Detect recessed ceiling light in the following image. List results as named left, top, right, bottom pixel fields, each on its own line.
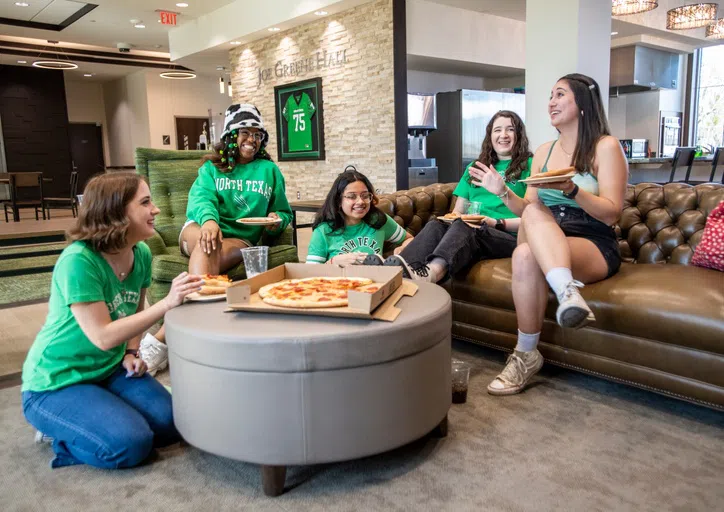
left=17, top=60, right=27, bottom=64
left=176, top=2, right=189, bottom=7
left=611, top=31, right=619, bottom=36
left=314, top=11, right=328, bottom=16
left=268, top=27, right=280, bottom=32
left=135, top=24, right=145, bottom=29
left=84, top=74, right=93, bottom=77
left=230, top=41, right=241, bottom=45
left=15, top=2, right=30, bottom=7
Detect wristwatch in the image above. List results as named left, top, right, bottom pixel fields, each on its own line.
left=562, top=183, right=580, bottom=199
left=494, top=219, right=506, bottom=231
left=125, top=348, right=139, bottom=358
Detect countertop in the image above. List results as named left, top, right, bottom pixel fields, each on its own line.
left=628, top=156, right=714, bottom=164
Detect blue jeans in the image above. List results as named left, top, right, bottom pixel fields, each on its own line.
left=22, top=367, right=179, bottom=469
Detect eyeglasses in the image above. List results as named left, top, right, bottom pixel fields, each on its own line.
left=343, top=192, right=373, bottom=202
left=237, top=129, right=265, bottom=142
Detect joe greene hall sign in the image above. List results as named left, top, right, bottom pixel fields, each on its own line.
left=257, top=48, right=349, bottom=86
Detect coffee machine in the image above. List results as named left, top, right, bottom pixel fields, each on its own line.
left=407, top=93, right=438, bottom=188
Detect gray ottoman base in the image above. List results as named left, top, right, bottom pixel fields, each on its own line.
left=170, top=335, right=451, bottom=466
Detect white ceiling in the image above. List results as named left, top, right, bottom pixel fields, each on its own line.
left=427, top=0, right=526, bottom=20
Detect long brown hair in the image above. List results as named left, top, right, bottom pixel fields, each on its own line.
left=558, top=73, right=611, bottom=173
left=67, top=172, right=144, bottom=253
left=476, top=110, right=531, bottom=181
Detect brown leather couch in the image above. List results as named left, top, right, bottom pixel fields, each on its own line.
left=377, top=182, right=724, bottom=411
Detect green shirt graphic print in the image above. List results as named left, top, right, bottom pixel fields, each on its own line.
left=282, top=92, right=316, bottom=152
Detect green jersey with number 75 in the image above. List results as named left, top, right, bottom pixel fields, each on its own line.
left=282, top=92, right=316, bottom=152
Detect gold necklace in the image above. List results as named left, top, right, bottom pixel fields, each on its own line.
left=559, top=140, right=574, bottom=157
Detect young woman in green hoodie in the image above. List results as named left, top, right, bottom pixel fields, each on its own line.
left=140, top=104, right=293, bottom=374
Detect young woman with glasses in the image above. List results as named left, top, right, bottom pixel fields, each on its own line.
left=305, top=169, right=413, bottom=265
left=139, top=104, right=293, bottom=375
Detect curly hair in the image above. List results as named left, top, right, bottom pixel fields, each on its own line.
left=313, top=169, right=386, bottom=235
left=201, top=131, right=272, bottom=173
left=475, top=110, right=532, bottom=182
left=67, top=172, right=144, bottom=253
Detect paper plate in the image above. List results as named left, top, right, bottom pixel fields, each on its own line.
left=185, top=292, right=227, bottom=302
left=236, top=217, right=283, bottom=226
left=521, top=172, right=577, bottom=184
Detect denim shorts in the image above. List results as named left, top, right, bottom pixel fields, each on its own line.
left=548, top=204, right=621, bottom=278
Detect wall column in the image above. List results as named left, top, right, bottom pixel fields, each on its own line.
left=525, top=0, right=612, bottom=149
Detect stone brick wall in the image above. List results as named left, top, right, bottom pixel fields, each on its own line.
left=229, top=0, right=396, bottom=212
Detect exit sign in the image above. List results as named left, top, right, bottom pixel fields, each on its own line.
left=160, top=11, right=177, bottom=25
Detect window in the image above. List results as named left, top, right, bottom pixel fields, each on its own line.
left=693, top=45, right=724, bottom=152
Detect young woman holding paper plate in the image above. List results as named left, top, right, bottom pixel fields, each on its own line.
left=468, top=73, right=628, bottom=396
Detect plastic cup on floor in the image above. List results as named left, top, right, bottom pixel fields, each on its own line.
left=241, top=246, right=269, bottom=278
left=452, top=361, right=471, bottom=404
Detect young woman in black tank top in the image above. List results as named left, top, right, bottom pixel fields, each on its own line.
left=468, top=73, right=628, bottom=396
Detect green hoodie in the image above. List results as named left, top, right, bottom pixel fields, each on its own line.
left=186, top=159, right=293, bottom=244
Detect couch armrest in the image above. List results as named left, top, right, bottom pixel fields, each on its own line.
left=145, top=231, right=169, bottom=256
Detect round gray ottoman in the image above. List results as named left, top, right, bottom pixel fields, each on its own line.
left=165, top=281, right=451, bottom=495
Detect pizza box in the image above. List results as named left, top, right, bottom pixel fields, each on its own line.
left=225, top=263, right=417, bottom=321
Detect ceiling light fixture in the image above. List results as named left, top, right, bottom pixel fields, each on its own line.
left=314, top=10, right=328, bottom=16
left=666, top=3, right=717, bottom=30
left=84, top=74, right=93, bottom=77
left=160, top=71, right=196, bottom=79
left=611, top=31, right=619, bottom=35
left=33, top=61, right=78, bottom=70
left=706, top=18, right=724, bottom=38
left=219, top=76, right=225, bottom=93
left=134, top=23, right=145, bottom=29
left=15, top=2, right=30, bottom=6
left=17, top=60, right=27, bottom=64
left=176, top=2, right=189, bottom=7
left=611, top=1, right=658, bottom=16
left=230, top=41, right=241, bottom=45
left=268, top=27, right=280, bottom=32
left=228, top=80, right=232, bottom=97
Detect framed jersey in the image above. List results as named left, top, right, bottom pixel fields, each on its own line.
left=274, top=77, right=325, bottom=161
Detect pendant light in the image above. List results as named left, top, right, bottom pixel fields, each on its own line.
left=706, top=18, right=724, bottom=38
left=228, top=80, right=233, bottom=97
left=32, top=40, right=78, bottom=70
left=611, top=1, right=658, bottom=16
left=219, top=77, right=225, bottom=93
left=666, top=3, right=718, bottom=30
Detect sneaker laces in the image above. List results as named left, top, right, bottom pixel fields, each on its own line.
left=559, top=280, right=585, bottom=302
left=496, top=353, right=527, bottom=386
left=410, top=262, right=429, bottom=278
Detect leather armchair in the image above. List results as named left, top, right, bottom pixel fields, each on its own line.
left=378, top=182, right=724, bottom=411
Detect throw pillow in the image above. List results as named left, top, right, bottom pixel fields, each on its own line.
left=692, top=200, right=724, bottom=272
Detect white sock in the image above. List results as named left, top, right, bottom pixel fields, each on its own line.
left=545, top=267, right=573, bottom=298
left=515, top=330, right=540, bottom=353
left=427, top=257, right=448, bottom=281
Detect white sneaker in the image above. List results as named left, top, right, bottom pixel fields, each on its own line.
left=139, top=333, right=168, bottom=376
left=383, top=255, right=433, bottom=282
left=34, top=430, right=53, bottom=445
left=556, top=281, right=595, bottom=329
left=487, top=350, right=544, bottom=396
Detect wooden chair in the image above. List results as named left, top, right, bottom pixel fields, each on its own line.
left=667, top=147, right=696, bottom=183
left=3, top=172, right=46, bottom=222
left=708, top=147, right=724, bottom=184
left=44, top=171, right=79, bottom=219
left=0, top=173, right=13, bottom=222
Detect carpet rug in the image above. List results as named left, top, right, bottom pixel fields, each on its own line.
left=0, top=272, right=52, bottom=307
left=1, top=343, right=722, bottom=511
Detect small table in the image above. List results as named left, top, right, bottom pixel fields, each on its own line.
left=165, top=281, right=452, bottom=496
left=289, top=200, right=324, bottom=246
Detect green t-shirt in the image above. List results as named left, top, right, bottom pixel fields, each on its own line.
left=22, top=241, right=152, bottom=392
left=453, top=158, right=532, bottom=219
left=186, top=159, right=293, bottom=244
left=282, top=92, right=316, bottom=152
left=306, top=214, right=407, bottom=264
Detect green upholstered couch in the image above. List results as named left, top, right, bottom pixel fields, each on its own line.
left=135, top=148, right=299, bottom=304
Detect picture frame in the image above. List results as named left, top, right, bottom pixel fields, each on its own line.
left=274, top=77, right=325, bottom=161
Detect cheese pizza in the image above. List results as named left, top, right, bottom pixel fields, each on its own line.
left=198, top=274, right=232, bottom=295
left=258, top=276, right=378, bottom=308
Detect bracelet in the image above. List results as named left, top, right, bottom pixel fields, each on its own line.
left=497, top=188, right=509, bottom=201
left=562, top=183, right=580, bottom=199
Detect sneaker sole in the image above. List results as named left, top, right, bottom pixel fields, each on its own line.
left=486, top=354, right=544, bottom=396
left=147, top=358, right=168, bottom=377
left=558, top=306, right=595, bottom=329
left=360, top=254, right=384, bottom=266
left=383, top=256, right=414, bottom=279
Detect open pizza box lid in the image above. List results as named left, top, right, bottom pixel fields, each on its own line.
left=225, top=263, right=417, bottom=322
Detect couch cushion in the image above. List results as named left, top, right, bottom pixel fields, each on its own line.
left=452, top=259, right=724, bottom=355
left=146, top=159, right=200, bottom=247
